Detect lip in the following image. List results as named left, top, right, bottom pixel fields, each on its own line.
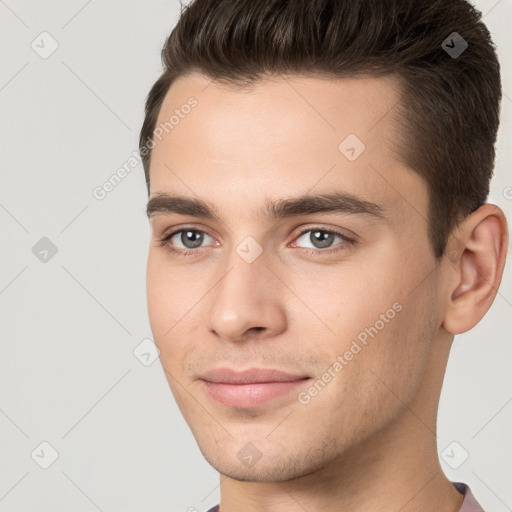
left=199, top=367, right=311, bottom=408
left=200, top=367, right=309, bottom=384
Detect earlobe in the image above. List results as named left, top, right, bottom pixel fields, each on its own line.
left=441, top=204, right=508, bottom=335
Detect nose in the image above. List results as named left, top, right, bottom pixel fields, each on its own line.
left=206, top=251, right=288, bottom=344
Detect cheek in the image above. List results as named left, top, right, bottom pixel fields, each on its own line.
left=146, top=252, right=182, bottom=349
left=329, top=311, right=429, bottom=435
left=296, top=257, right=433, bottom=398
left=146, top=262, right=166, bottom=337
left=146, top=252, right=203, bottom=375
left=354, top=283, right=439, bottom=412
left=287, top=259, right=400, bottom=344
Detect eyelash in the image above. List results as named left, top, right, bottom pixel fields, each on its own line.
left=157, top=225, right=356, bottom=258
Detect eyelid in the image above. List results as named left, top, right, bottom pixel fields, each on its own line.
left=158, top=223, right=355, bottom=241
left=158, top=223, right=219, bottom=242
left=289, top=223, right=357, bottom=242
left=157, top=223, right=357, bottom=255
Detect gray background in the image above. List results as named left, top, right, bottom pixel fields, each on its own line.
left=0, top=1, right=511, bottom=511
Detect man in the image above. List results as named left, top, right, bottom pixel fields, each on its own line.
left=139, top=1, right=508, bottom=510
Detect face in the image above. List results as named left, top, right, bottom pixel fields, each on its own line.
left=146, top=72, right=445, bottom=481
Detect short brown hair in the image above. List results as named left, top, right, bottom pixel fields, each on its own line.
left=139, top=0, right=501, bottom=260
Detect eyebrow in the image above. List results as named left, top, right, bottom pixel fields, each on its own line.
left=146, top=191, right=386, bottom=223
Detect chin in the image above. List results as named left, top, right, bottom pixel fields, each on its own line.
left=199, top=441, right=333, bottom=483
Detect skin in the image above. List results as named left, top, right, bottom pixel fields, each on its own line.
left=145, top=72, right=508, bottom=512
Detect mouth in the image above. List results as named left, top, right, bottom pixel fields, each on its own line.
left=198, top=367, right=311, bottom=408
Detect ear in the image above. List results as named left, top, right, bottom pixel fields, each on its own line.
left=442, top=204, right=509, bottom=335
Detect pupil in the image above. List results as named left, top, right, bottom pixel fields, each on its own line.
left=312, top=230, right=333, bottom=248
left=183, top=230, right=203, bottom=248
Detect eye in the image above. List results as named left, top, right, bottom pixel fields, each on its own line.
left=158, top=227, right=216, bottom=255
left=157, top=225, right=355, bottom=258
left=291, top=227, right=355, bottom=255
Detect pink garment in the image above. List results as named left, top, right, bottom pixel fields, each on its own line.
left=454, top=482, right=486, bottom=512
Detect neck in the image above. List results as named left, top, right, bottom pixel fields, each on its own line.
left=216, top=329, right=464, bottom=512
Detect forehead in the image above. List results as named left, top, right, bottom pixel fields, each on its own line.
left=149, top=72, right=427, bottom=226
